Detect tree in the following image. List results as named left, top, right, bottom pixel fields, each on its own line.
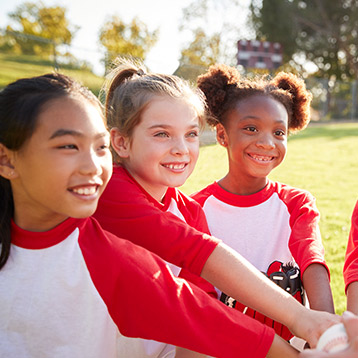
left=99, top=15, right=158, bottom=70
left=1, top=2, right=76, bottom=59
left=249, top=0, right=358, bottom=80
left=176, top=0, right=248, bottom=81
left=180, top=29, right=220, bottom=68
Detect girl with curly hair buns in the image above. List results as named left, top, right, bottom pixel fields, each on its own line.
left=93, top=58, right=341, bottom=357
left=193, top=64, right=335, bottom=348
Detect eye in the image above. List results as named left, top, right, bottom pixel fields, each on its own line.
left=58, top=144, right=78, bottom=150
left=154, top=131, right=169, bottom=138
left=274, top=129, right=286, bottom=137
left=98, top=143, right=110, bottom=151
left=244, top=126, right=257, bottom=132
left=186, top=130, right=199, bottom=138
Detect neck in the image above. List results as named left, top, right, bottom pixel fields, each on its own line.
left=124, top=167, right=168, bottom=203
left=218, top=174, right=268, bottom=196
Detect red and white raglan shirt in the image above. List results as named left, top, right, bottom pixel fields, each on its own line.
left=93, top=166, right=218, bottom=356
left=343, top=200, right=358, bottom=292
left=192, top=180, right=329, bottom=340
left=93, top=165, right=218, bottom=296
left=0, top=216, right=274, bottom=358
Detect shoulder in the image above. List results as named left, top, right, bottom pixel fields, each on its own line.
left=96, top=165, right=156, bottom=212
left=274, top=181, right=316, bottom=206
left=79, top=217, right=164, bottom=271
left=103, top=166, right=141, bottom=196
left=190, top=183, right=217, bottom=206
left=174, top=188, right=203, bottom=207
left=351, top=200, right=358, bottom=220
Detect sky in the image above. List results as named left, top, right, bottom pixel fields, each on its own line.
left=0, top=0, right=194, bottom=75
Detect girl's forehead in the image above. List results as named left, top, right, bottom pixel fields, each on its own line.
left=144, top=97, right=199, bottom=118
left=35, top=97, right=106, bottom=135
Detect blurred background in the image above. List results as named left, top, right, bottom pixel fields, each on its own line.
left=0, top=0, right=357, bottom=122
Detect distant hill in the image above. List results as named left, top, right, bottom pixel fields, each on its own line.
left=0, top=53, right=104, bottom=96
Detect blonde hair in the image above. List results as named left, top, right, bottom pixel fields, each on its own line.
left=101, top=57, right=208, bottom=162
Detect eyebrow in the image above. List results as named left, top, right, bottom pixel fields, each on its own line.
left=49, top=129, right=109, bottom=140
left=240, top=116, right=287, bottom=125
left=148, top=123, right=200, bottom=130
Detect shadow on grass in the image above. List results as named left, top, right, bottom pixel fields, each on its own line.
left=289, top=122, right=358, bottom=141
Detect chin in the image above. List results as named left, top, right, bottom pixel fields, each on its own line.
left=71, top=207, right=97, bottom=219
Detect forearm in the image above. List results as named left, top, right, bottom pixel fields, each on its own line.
left=347, top=281, right=358, bottom=315
left=201, top=243, right=341, bottom=347
left=266, top=334, right=299, bottom=358
left=302, top=263, right=335, bottom=313
left=175, top=347, right=207, bottom=358
left=201, top=243, right=304, bottom=328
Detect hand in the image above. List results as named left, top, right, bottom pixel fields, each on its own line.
left=290, top=307, right=341, bottom=348
left=299, top=311, right=358, bottom=357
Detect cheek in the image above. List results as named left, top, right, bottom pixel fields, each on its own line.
left=279, top=141, right=287, bottom=159
left=103, top=154, right=113, bottom=178
left=189, top=141, right=200, bottom=159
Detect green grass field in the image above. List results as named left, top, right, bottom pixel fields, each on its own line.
left=181, top=122, right=358, bottom=315
left=0, top=53, right=104, bottom=95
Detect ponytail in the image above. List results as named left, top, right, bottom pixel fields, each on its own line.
left=0, top=177, right=13, bottom=269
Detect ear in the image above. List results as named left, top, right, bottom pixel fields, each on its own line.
left=0, top=143, right=18, bottom=180
left=110, top=128, right=131, bottom=158
left=216, top=123, right=228, bottom=147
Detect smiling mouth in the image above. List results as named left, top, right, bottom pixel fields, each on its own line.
left=70, top=185, right=99, bottom=196
left=162, top=163, right=188, bottom=170
left=249, top=154, right=275, bottom=162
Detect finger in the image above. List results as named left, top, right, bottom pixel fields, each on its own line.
left=299, top=348, right=328, bottom=357
left=342, top=311, right=358, bottom=339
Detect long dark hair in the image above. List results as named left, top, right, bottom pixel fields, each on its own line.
left=0, top=72, right=101, bottom=269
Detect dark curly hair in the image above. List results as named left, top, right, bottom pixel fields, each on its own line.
left=197, top=64, right=312, bottom=132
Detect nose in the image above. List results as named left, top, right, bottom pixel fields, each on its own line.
left=79, top=150, right=103, bottom=176
left=170, top=137, right=189, bottom=156
left=256, top=132, right=275, bottom=149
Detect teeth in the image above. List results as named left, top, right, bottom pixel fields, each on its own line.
left=73, top=186, right=97, bottom=195
left=165, top=163, right=186, bottom=169
left=252, top=155, right=273, bottom=162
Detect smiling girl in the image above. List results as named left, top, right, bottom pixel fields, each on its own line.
left=94, top=58, right=339, bottom=357
left=192, top=64, right=335, bottom=346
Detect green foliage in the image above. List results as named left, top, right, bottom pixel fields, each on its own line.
left=181, top=122, right=358, bottom=314
left=99, top=15, right=158, bottom=70
left=179, top=29, right=221, bottom=68
left=249, top=0, right=358, bottom=80
left=1, top=2, right=77, bottom=59
left=177, top=0, right=243, bottom=78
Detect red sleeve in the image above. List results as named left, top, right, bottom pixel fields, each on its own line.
left=178, top=268, right=218, bottom=299
left=173, top=190, right=218, bottom=298
left=93, top=166, right=220, bottom=276
left=344, top=201, right=358, bottom=292
left=80, top=218, right=274, bottom=358
left=190, top=185, right=213, bottom=207
left=279, top=184, right=330, bottom=277
left=172, top=189, right=211, bottom=235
